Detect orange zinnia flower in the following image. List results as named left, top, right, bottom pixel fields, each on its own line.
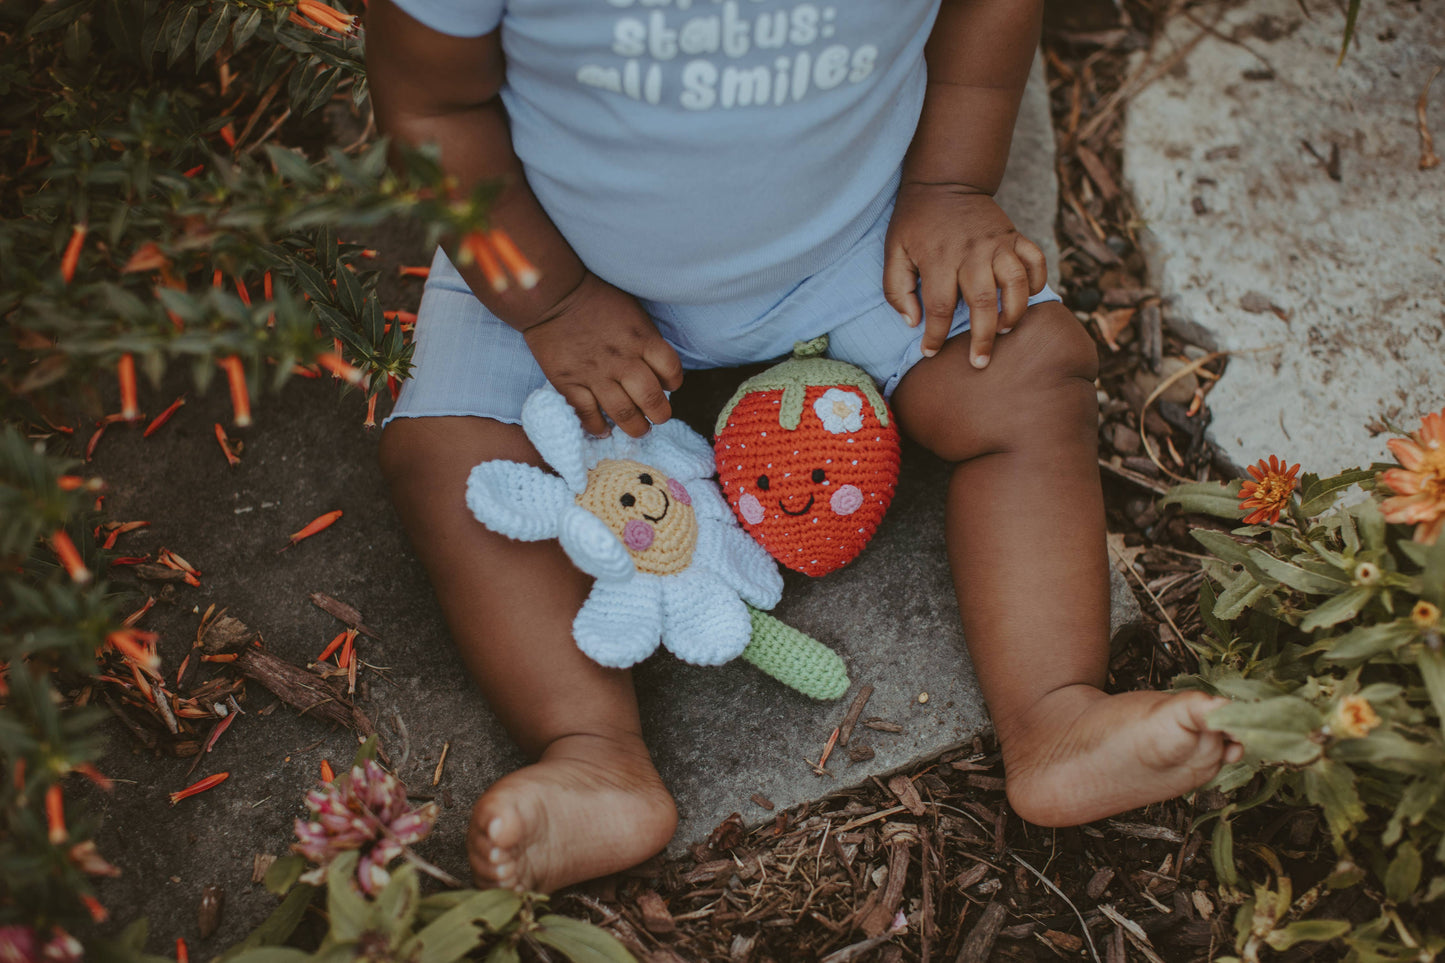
left=1379, top=406, right=1445, bottom=545
left=1238, top=455, right=1301, bottom=525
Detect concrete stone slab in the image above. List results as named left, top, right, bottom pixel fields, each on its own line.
left=998, top=51, right=1063, bottom=290
left=1122, top=0, right=1445, bottom=474
left=80, top=53, right=1125, bottom=947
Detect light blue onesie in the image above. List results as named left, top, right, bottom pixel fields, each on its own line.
left=384, top=0, right=1059, bottom=425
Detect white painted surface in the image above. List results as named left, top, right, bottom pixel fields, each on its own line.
left=1123, top=0, right=1445, bottom=473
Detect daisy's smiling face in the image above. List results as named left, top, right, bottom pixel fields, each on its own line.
left=576, top=459, right=697, bottom=575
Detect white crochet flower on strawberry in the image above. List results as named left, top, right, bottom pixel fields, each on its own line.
left=466, top=386, right=782, bottom=669
left=812, top=387, right=864, bottom=434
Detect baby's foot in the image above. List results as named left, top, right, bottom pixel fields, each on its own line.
left=467, top=731, right=678, bottom=893
left=1001, top=686, right=1240, bottom=827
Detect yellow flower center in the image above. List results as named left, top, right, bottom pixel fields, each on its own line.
left=1253, top=475, right=1294, bottom=507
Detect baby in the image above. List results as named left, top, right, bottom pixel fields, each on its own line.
left=366, top=0, right=1241, bottom=892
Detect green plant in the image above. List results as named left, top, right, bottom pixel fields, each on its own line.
left=1164, top=408, right=1445, bottom=962
left=0, top=0, right=524, bottom=948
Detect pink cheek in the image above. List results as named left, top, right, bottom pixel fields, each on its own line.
left=830, top=485, right=863, bottom=516
left=623, top=519, right=655, bottom=551
left=667, top=477, right=691, bottom=505
left=738, top=493, right=765, bottom=525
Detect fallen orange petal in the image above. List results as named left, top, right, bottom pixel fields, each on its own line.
left=279, top=510, right=343, bottom=552
left=169, top=772, right=230, bottom=805
left=144, top=396, right=187, bottom=437
left=61, top=224, right=87, bottom=284
left=214, top=424, right=241, bottom=467
left=118, top=354, right=139, bottom=422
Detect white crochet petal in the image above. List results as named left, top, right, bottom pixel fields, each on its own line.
left=682, top=477, right=731, bottom=522
left=637, top=419, right=718, bottom=482
left=465, top=461, right=572, bottom=542
left=704, top=521, right=784, bottom=609
left=558, top=506, right=635, bottom=581
left=660, top=571, right=751, bottom=665
left=573, top=578, right=663, bottom=668
left=521, top=387, right=590, bottom=492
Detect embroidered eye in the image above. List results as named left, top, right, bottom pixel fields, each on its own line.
left=811, top=468, right=826, bottom=483
left=620, top=493, right=636, bottom=507
left=639, top=473, right=654, bottom=486
left=756, top=475, right=770, bottom=491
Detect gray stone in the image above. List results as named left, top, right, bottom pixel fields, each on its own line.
left=997, top=51, right=1063, bottom=289
left=1122, top=0, right=1445, bottom=474
left=83, top=53, right=1087, bottom=947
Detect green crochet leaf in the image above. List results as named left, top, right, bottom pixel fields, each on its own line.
left=742, top=606, right=850, bottom=700
left=714, top=335, right=891, bottom=435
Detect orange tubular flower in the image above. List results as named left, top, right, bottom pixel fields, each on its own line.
left=316, top=352, right=364, bottom=385
left=278, top=510, right=343, bottom=552
left=1379, top=407, right=1445, bottom=545
left=61, top=224, right=87, bottom=284
left=295, top=0, right=359, bottom=34
left=144, top=396, right=187, bottom=437
left=214, top=423, right=241, bottom=466
left=462, top=231, right=509, bottom=293
left=50, top=531, right=91, bottom=583
left=320, top=759, right=335, bottom=782
left=218, top=356, right=252, bottom=427
left=46, top=784, right=67, bottom=843
left=488, top=228, right=541, bottom=290
left=117, top=354, right=139, bottom=422
left=1238, top=455, right=1301, bottom=525
left=169, top=772, right=229, bottom=805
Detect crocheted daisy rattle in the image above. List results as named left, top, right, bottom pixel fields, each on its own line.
left=466, top=386, right=849, bottom=700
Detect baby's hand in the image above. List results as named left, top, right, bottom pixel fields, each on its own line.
left=883, top=185, right=1047, bottom=368
left=523, top=274, right=683, bottom=438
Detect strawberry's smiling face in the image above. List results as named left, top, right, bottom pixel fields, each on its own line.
left=715, top=385, right=900, bottom=576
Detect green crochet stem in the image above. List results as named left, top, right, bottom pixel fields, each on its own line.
left=742, top=605, right=850, bottom=700
left=715, top=335, right=892, bottom=436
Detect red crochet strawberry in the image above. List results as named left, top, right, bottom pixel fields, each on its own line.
left=714, top=338, right=901, bottom=576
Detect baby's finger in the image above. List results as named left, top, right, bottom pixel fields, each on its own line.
left=993, top=249, right=1031, bottom=334
left=882, top=244, right=922, bottom=328
left=562, top=386, right=611, bottom=438
left=1015, top=235, right=1048, bottom=295
left=620, top=368, right=673, bottom=427
left=643, top=339, right=685, bottom=393
left=960, top=259, right=1000, bottom=369
left=595, top=381, right=653, bottom=439
left=918, top=261, right=960, bottom=358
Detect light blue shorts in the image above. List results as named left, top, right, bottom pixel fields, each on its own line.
left=388, top=200, right=1061, bottom=426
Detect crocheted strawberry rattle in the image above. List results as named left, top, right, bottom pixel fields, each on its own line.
left=715, top=337, right=902, bottom=576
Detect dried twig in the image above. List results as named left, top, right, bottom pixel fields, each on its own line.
left=1418, top=66, right=1442, bottom=170
left=1012, top=852, right=1103, bottom=963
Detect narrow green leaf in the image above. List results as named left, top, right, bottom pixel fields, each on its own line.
left=1161, top=481, right=1245, bottom=521
left=484, top=945, right=521, bottom=963
left=221, top=886, right=316, bottom=960
left=1192, top=529, right=1254, bottom=567
left=327, top=853, right=369, bottom=942
left=352, top=734, right=380, bottom=768
left=1208, top=697, right=1324, bottom=765
left=26, top=0, right=96, bottom=36
left=263, top=853, right=305, bottom=896
left=1300, top=586, right=1374, bottom=632
left=1417, top=650, right=1445, bottom=725
left=1246, top=548, right=1348, bottom=595
left=1264, top=919, right=1350, bottom=950
left=166, top=2, right=200, bottom=65
left=1303, top=758, right=1366, bottom=841
left=288, top=258, right=332, bottom=305
left=1298, top=467, right=1373, bottom=517
left=1384, top=841, right=1422, bottom=903
left=1422, top=535, right=1445, bottom=606
left=406, top=892, right=522, bottom=963
left=232, top=6, right=264, bottom=48
left=265, top=145, right=323, bottom=189
left=194, top=3, right=232, bottom=66
left=1212, top=810, right=1238, bottom=887
left=334, top=263, right=364, bottom=318
left=1317, top=621, right=1415, bottom=664
left=1336, top=0, right=1361, bottom=65
left=533, top=915, right=637, bottom=963
left=1215, top=570, right=1273, bottom=621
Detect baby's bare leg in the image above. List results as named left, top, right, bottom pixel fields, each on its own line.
left=380, top=416, right=677, bottom=891
left=891, top=302, right=1232, bottom=826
